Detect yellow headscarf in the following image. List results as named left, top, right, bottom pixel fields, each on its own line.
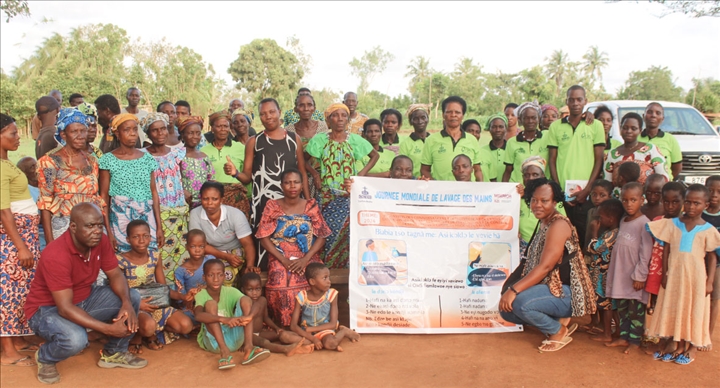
left=324, top=103, right=350, bottom=123
left=110, top=113, right=138, bottom=133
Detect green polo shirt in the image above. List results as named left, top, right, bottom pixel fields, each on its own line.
left=639, top=129, right=682, bottom=180
left=399, top=132, right=429, bottom=178
left=420, top=129, right=482, bottom=181
left=547, top=117, right=605, bottom=190
left=478, top=140, right=506, bottom=182
left=519, top=201, right=566, bottom=242
left=201, top=139, right=250, bottom=192
left=504, top=131, right=550, bottom=183
left=355, top=146, right=395, bottom=175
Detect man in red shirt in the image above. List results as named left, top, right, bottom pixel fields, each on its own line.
left=25, top=203, right=147, bottom=384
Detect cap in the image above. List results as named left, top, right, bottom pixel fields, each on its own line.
left=36, top=96, right=61, bottom=114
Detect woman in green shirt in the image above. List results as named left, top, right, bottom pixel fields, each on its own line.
left=502, top=101, right=549, bottom=183
left=356, top=119, right=395, bottom=178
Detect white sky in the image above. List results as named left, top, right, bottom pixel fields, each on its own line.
left=1, top=1, right=719, bottom=98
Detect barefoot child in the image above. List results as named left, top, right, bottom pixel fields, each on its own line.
left=646, top=184, right=720, bottom=365
left=605, top=183, right=654, bottom=354
left=290, top=263, right=360, bottom=351
left=701, top=175, right=720, bottom=351
left=118, top=220, right=193, bottom=353
left=238, top=273, right=314, bottom=355
left=174, top=229, right=214, bottom=324
left=587, top=199, right=623, bottom=342
left=194, top=259, right=270, bottom=369
left=641, top=174, right=666, bottom=221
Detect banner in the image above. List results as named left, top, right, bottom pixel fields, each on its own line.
left=349, top=177, right=523, bottom=334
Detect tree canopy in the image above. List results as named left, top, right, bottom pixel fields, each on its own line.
left=617, top=65, right=684, bottom=102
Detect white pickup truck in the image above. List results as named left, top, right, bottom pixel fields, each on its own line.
left=585, top=100, right=720, bottom=185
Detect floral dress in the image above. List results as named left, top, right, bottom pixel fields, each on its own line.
left=603, top=143, right=669, bottom=192
left=256, top=199, right=331, bottom=326
left=587, top=228, right=619, bottom=311
left=179, top=155, right=215, bottom=209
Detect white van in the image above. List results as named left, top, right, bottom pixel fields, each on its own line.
left=585, top=100, right=720, bottom=185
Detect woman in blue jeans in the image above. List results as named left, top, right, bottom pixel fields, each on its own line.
left=499, top=178, right=597, bottom=352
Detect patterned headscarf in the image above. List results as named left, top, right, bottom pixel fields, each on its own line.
left=110, top=113, right=138, bottom=133
left=177, top=115, right=204, bottom=135
left=485, top=113, right=508, bottom=129
left=324, top=103, right=350, bottom=123
left=521, top=155, right=547, bottom=173
left=406, top=104, right=429, bottom=120
left=231, top=109, right=253, bottom=125
left=55, top=108, right=88, bottom=145
left=77, top=103, right=97, bottom=125
left=541, top=104, right=558, bottom=116
left=140, top=112, right=169, bottom=134
left=516, top=100, right=542, bottom=120
left=209, top=111, right=231, bottom=127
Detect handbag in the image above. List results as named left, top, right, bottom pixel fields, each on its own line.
left=135, top=282, right=171, bottom=308
left=501, top=221, right=539, bottom=294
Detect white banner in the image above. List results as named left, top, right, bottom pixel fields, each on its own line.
left=349, top=177, right=523, bottom=334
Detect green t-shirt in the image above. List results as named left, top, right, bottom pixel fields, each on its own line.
left=420, top=129, right=482, bottom=181
left=518, top=200, right=567, bottom=242
left=355, top=146, right=395, bottom=175
left=200, top=139, right=251, bottom=192
left=638, top=129, right=682, bottom=180
left=546, top=117, right=605, bottom=190
left=195, top=286, right=244, bottom=350
left=399, top=133, right=429, bottom=178
left=478, top=141, right=506, bottom=182
left=503, top=131, right=550, bottom=183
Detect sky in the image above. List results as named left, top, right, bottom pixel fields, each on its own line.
left=1, top=1, right=719, bottom=99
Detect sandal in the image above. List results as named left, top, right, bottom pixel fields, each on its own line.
left=652, top=351, right=664, bottom=361
left=241, top=347, right=271, bottom=365
left=661, top=352, right=678, bottom=363
left=218, top=356, right=236, bottom=370
left=538, top=336, right=573, bottom=352
left=129, top=343, right=143, bottom=354
left=674, top=353, right=694, bottom=365
left=1, top=356, right=36, bottom=367
left=142, top=338, right=164, bottom=351
left=565, top=323, right=579, bottom=338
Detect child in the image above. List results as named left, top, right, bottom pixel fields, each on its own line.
left=118, top=220, right=193, bottom=353
left=586, top=199, right=624, bottom=341
left=238, top=273, right=314, bottom=355
left=584, top=179, right=614, bottom=257
left=611, top=162, right=641, bottom=198
left=451, top=154, right=472, bottom=182
left=702, top=175, right=720, bottom=351
left=389, top=155, right=414, bottom=180
left=640, top=174, right=666, bottom=220
left=174, top=229, right=214, bottom=324
left=290, top=263, right=360, bottom=351
left=605, top=182, right=653, bottom=354
left=646, top=184, right=720, bottom=364
left=194, top=259, right=270, bottom=369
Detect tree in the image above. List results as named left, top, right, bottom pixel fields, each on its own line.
left=286, top=35, right=312, bottom=80
left=650, top=0, right=720, bottom=17
left=545, top=50, right=570, bottom=97
left=1, top=0, right=29, bottom=22
left=582, top=46, right=609, bottom=86
left=405, top=56, right=433, bottom=103
left=349, top=46, right=395, bottom=95
left=415, top=73, right=450, bottom=119
left=617, top=65, right=684, bottom=101
left=516, top=66, right=556, bottom=104
left=228, top=39, right=304, bottom=100
left=686, top=78, right=720, bottom=113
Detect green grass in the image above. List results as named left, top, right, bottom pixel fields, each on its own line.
left=8, top=137, right=37, bottom=164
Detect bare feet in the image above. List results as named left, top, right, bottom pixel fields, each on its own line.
left=697, top=344, right=712, bottom=352
left=605, top=338, right=629, bottom=348
left=341, top=325, right=361, bottom=342
left=591, top=334, right=613, bottom=343
left=284, top=341, right=305, bottom=357
left=295, top=344, right=315, bottom=354
left=623, top=343, right=639, bottom=354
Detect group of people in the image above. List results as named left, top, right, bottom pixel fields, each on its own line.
left=0, top=83, right=718, bottom=383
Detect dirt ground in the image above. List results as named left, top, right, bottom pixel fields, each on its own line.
left=2, top=317, right=719, bottom=388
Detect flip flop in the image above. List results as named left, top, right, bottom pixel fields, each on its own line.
left=241, top=347, right=271, bottom=365
left=674, top=353, right=694, bottom=365
left=538, top=336, right=573, bottom=352
left=1, top=356, right=36, bottom=367
left=652, top=351, right=665, bottom=361
left=661, top=353, right=678, bottom=363
left=566, top=323, right=579, bottom=337
left=218, top=356, right=236, bottom=370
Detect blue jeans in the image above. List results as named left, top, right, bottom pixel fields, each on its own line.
left=29, top=286, right=140, bottom=364
left=500, top=284, right=572, bottom=336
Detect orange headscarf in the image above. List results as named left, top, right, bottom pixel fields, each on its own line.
left=110, top=113, right=138, bottom=133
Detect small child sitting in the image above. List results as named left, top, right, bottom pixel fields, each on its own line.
left=611, top=162, right=641, bottom=198
left=451, top=154, right=472, bottom=182
left=290, top=263, right=360, bottom=351
left=640, top=174, right=666, bottom=220
left=174, top=229, right=214, bottom=325
left=194, top=259, right=270, bottom=369
left=238, top=273, right=314, bottom=355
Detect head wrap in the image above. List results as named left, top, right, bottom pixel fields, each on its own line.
left=541, top=104, right=558, bottom=116
left=516, top=100, right=542, bottom=121
left=521, top=155, right=547, bottom=173
left=324, top=103, right=350, bottom=123
left=231, top=109, right=253, bottom=125
left=209, top=111, right=231, bottom=127
left=140, top=112, right=169, bottom=134
left=110, top=113, right=138, bottom=133
left=54, top=108, right=88, bottom=145
left=406, top=104, right=429, bottom=120
left=77, top=102, right=97, bottom=125
left=177, top=116, right=204, bottom=135
left=485, top=113, right=508, bottom=129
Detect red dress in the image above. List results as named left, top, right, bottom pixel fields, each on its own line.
left=255, top=199, right=331, bottom=326
left=645, top=216, right=664, bottom=295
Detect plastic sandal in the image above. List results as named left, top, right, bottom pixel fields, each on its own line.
left=661, top=352, right=677, bottom=363
left=241, top=347, right=271, bottom=365
left=218, top=356, right=236, bottom=370
left=674, top=354, right=694, bottom=365
left=538, top=336, right=573, bottom=352
left=652, top=351, right=664, bottom=361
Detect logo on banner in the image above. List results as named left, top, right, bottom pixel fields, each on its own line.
left=358, top=187, right=373, bottom=201
left=493, top=193, right=512, bottom=203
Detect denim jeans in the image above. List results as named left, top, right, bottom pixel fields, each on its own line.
left=29, top=286, right=140, bottom=364
left=499, top=284, right=572, bottom=336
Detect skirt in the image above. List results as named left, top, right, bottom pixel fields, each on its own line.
left=110, top=196, right=158, bottom=253
left=159, top=206, right=189, bottom=282
left=142, top=305, right=179, bottom=345
left=320, top=193, right=350, bottom=269
left=0, top=213, right=39, bottom=336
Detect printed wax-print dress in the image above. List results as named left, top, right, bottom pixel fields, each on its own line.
left=37, top=148, right=105, bottom=238
left=179, top=155, right=215, bottom=209
left=603, top=143, right=669, bottom=190
left=143, top=148, right=189, bottom=281
left=646, top=218, right=720, bottom=347
left=645, top=216, right=664, bottom=295
left=252, top=130, right=301, bottom=268
left=117, top=251, right=179, bottom=345
left=99, top=152, right=159, bottom=253
left=305, top=133, right=372, bottom=268
left=256, top=199, right=331, bottom=326
left=173, top=255, right=212, bottom=317
left=587, top=228, right=619, bottom=311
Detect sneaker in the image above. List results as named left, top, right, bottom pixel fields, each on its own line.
left=97, top=350, right=148, bottom=369
left=35, top=350, right=60, bottom=385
